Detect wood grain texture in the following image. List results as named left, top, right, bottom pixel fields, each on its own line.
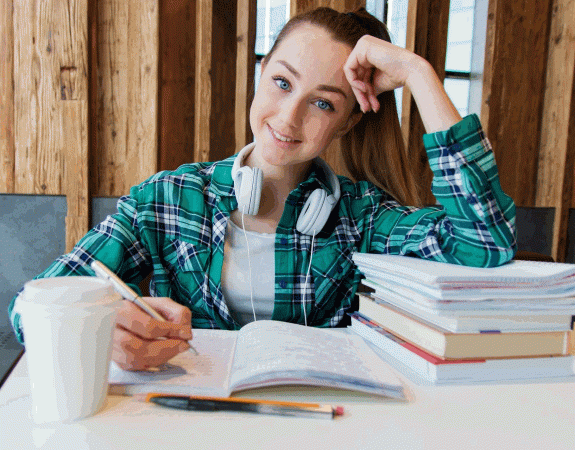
left=208, top=1, right=238, bottom=161
left=290, top=0, right=364, bottom=17
left=63, top=101, right=89, bottom=252
left=91, top=0, right=159, bottom=197
left=0, top=0, right=15, bottom=193
left=194, top=0, right=212, bottom=162
left=12, top=0, right=90, bottom=246
left=14, top=0, right=60, bottom=194
left=13, top=0, right=89, bottom=197
left=290, top=0, right=317, bottom=16
left=159, top=0, right=196, bottom=171
left=194, top=1, right=238, bottom=162
left=535, top=0, right=575, bottom=262
left=401, top=0, right=450, bottom=206
left=235, top=0, right=257, bottom=149
left=481, top=0, right=552, bottom=207
left=126, top=0, right=159, bottom=186
left=91, top=0, right=128, bottom=196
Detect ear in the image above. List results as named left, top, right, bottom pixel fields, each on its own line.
left=336, top=111, right=363, bottom=139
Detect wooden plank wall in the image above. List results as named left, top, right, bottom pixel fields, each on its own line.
left=10, top=0, right=90, bottom=252
left=90, top=0, right=159, bottom=198
left=535, top=0, right=575, bottom=262
left=159, top=0, right=196, bottom=172
left=482, top=0, right=575, bottom=262
left=402, top=0, right=450, bottom=206
left=481, top=0, right=552, bottom=207
left=1, top=0, right=574, bottom=261
left=0, top=0, right=14, bottom=194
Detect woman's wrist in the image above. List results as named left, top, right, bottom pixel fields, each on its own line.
left=404, top=57, right=462, bottom=133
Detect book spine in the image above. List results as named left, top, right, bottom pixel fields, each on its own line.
left=349, top=318, right=436, bottom=381
left=359, top=295, right=446, bottom=356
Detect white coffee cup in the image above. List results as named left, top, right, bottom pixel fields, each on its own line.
left=14, top=276, right=121, bottom=423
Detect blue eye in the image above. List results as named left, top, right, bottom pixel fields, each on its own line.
left=274, top=77, right=290, bottom=90
left=316, top=99, right=334, bottom=111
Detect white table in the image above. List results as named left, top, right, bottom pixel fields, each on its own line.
left=2, top=350, right=575, bottom=450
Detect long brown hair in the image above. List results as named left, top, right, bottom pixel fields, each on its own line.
left=263, top=7, right=422, bottom=207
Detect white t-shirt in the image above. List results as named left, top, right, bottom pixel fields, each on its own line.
left=220, top=218, right=276, bottom=326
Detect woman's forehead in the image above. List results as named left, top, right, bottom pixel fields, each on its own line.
left=267, top=24, right=352, bottom=84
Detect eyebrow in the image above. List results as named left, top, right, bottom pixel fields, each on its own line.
left=276, top=60, right=348, bottom=99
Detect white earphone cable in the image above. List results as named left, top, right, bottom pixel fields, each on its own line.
left=303, top=231, right=316, bottom=327
left=241, top=208, right=257, bottom=322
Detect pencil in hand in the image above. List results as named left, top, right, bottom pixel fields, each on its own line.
left=90, top=260, right=199, bottom=355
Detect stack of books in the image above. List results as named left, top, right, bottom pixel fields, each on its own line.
left=349, top=254, right=575, bottom=384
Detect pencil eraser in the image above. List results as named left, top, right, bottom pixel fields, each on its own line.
left=334, top=406, right=344, bottom=416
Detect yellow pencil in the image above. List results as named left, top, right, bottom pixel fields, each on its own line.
left=134, top=393, right=344, bottom=419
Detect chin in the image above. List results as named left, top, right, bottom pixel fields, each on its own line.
left=260, top=147, right=292, bottom=168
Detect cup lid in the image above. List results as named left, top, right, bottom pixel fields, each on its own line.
left=21, top=276, right=120, bottom=308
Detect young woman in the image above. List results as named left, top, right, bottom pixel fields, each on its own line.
left=9, top=7, right=516, bottom=370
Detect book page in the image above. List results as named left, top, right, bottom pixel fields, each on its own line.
left=108, top=330, right=237, bottom=397
left=229, top=320, right=404, bottom=398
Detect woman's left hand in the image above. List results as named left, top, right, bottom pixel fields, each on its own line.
left=343, top=35, right=423, bottom=113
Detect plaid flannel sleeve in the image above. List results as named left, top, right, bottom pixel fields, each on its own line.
left=368, top=114, right=516, bottom=267
left=8, top=190, right=152, bottom=344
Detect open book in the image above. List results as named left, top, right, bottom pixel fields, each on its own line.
left=108, top=320, right=405, bottom=399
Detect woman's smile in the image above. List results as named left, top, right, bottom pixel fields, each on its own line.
left=267, top=124, right=301, bottom=148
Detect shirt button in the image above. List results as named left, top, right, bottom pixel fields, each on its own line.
left=279, top=281, right=287, bottom=289
left=337, top=265, right=343, bottom=273
left=280, top=238, right=288, bottom=245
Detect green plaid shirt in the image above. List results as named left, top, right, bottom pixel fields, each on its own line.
left=9, top=114, right=516, bottom=338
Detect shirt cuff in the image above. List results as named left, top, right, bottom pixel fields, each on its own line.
left=422, top=114, right=489, bottom=164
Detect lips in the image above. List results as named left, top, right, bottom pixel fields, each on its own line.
left=267, top=124, right=301, bottom=144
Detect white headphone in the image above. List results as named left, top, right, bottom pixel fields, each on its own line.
left=231, top=143, right=341, bottom=236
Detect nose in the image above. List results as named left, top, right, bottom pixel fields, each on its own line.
left=278, top=95, right=305, bottom=128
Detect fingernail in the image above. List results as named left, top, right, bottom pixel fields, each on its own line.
left=179, top=328, right=192, bottom=339
left=178, top=341, right=190, bottom=353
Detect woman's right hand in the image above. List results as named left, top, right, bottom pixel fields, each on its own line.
left=112, top=296, right=193, bottom=371
left=344, top=34, right=461, bottom=132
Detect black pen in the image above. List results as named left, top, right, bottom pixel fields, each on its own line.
left=134, top=393, right=344, bottom=419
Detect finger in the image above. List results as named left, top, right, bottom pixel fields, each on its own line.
left=142, top=296, right=192, bottom=330
left=140, top=338, right=190, bottom=370
left=143, top=296, right=193, bottom=340
left=112, top=326, right=190, bottom=371
left=352, top=88, right=371, bottom=114
left=115, top=300, right=192, bottom=341
left=365, top=83, right=380, bottom=113
left=350, top=79, right=367, bottom=92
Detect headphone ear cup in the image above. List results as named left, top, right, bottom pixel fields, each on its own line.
left=297, top=189, right=330, bottom=235
left=248, top=167, right=263, bottom=215
left=235, top=166, right=263, bottom=215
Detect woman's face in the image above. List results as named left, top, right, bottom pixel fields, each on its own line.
left=249, top=24, right=360, bottom=170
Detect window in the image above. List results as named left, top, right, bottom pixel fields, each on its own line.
left=444, top=0, right=476, bottom=117
left=386, top=0, right=483, bottom=118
